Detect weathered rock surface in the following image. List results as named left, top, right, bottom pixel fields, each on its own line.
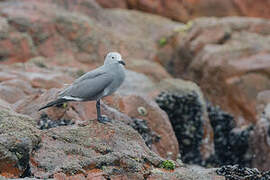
left=0, top=71, right=223, bottom=179
left=105, top=94, right=179, bottom=160
left=0, top=0, right=182, bottom=65
left=96, top=0, right=270, bottom=22
left=148, top=166, right=224, bottom=180
left=158, top=17, right=270, bottom=124
left=31, top=119, right=163, bottom=178
left=0, top=0, right=269, bottom=178
left=0, top=108, right=41, bottom=178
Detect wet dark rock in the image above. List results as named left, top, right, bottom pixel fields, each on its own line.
left=207, top=103, right=254, bottom=167
left=156, top=91, right=204, bottom=164
left=130, top=118, right=161, bottom=149
left=38, top=113, right=74, bottom=130
left=156, top=91, right=253, bottom=168
left=216, top=165, right=270, bottom=180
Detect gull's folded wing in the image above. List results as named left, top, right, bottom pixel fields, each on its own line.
left=60, top=71, right=113, bottom=100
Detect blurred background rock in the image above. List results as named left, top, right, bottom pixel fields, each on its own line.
left=0, top=0, right=269, bottom=179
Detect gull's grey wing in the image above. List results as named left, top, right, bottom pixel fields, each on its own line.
left=60, top=72, right=113, bottom=100
left=73, top=66, right=105, bottom=85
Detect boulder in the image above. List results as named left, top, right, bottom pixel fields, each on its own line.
left=0, top=108, right=41, bottom=178
left=30, top=119, right=163, bottom=179
left=14, top=79, right=179, bottom=162
left=0, top=102, right=225, bottom=179
left=156, top=79, right=214, bottom=164
left=158, top=17, right=270, bottom=123
left=105, top=94, right=179, bottom=160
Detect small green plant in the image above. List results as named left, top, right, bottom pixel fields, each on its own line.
left=62, top=103, right=68, bottom=109
left=159, top=160, right=175, bottom=170
left=158, top=37, right=167, bottom=47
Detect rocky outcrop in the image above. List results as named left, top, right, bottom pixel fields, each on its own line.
left=96, top=0, right=270, bottom=23
left=157, top=17, right=270, bottom=123
left=0, top=0, right=182, bottom=65
left=0, top=108, right=41, bottom=178
left=31, top=119, right=163, bottom=178
left=105, top=94, right=179, bottom=160
left=155, top=79, right=254, bottom=168
left=0, top=0, right=270, bottom=178
left=0, top=62, right=226, bottom=179
left=0, top=99, right=164, bottom=179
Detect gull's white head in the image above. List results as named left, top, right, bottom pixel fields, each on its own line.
left=104, top=52, right=125, bottom=66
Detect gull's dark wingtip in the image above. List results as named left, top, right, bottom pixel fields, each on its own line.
left=38, top=98, right=67, bottom=111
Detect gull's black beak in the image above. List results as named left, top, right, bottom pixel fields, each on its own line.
left=118, top=60, right=126, bottom=66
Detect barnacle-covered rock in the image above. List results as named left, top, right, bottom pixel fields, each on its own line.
left=156, top=91, right=211, bottom=164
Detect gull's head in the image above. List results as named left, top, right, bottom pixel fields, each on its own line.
left=104, top=52, right=125, bottom=66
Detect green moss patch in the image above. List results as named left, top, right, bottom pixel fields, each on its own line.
left=159, top=160, right=175, bottom=170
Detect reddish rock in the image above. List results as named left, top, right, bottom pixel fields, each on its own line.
left=15, top=82, right=179, bottom=162
left=0, top=17, right=36, bottom=63
left=157, top=17, right=270, bottom=124
left=30, top=116, right=162, bottom=178
left=0, top=0, right=181, bottom=65
left=105, top=94, right=179, bottom=160
left=234, top=0, right=270, bottom=19
left=85, top=169, right=106, bottom=180
left=0, top=84, right=26, bottom=103
left=96, top=0, right=270, bottom=23
left=126, top=59, right=171, bottom=82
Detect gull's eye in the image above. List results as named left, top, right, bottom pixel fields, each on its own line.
left=112, top=56, right=115, bottom=59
